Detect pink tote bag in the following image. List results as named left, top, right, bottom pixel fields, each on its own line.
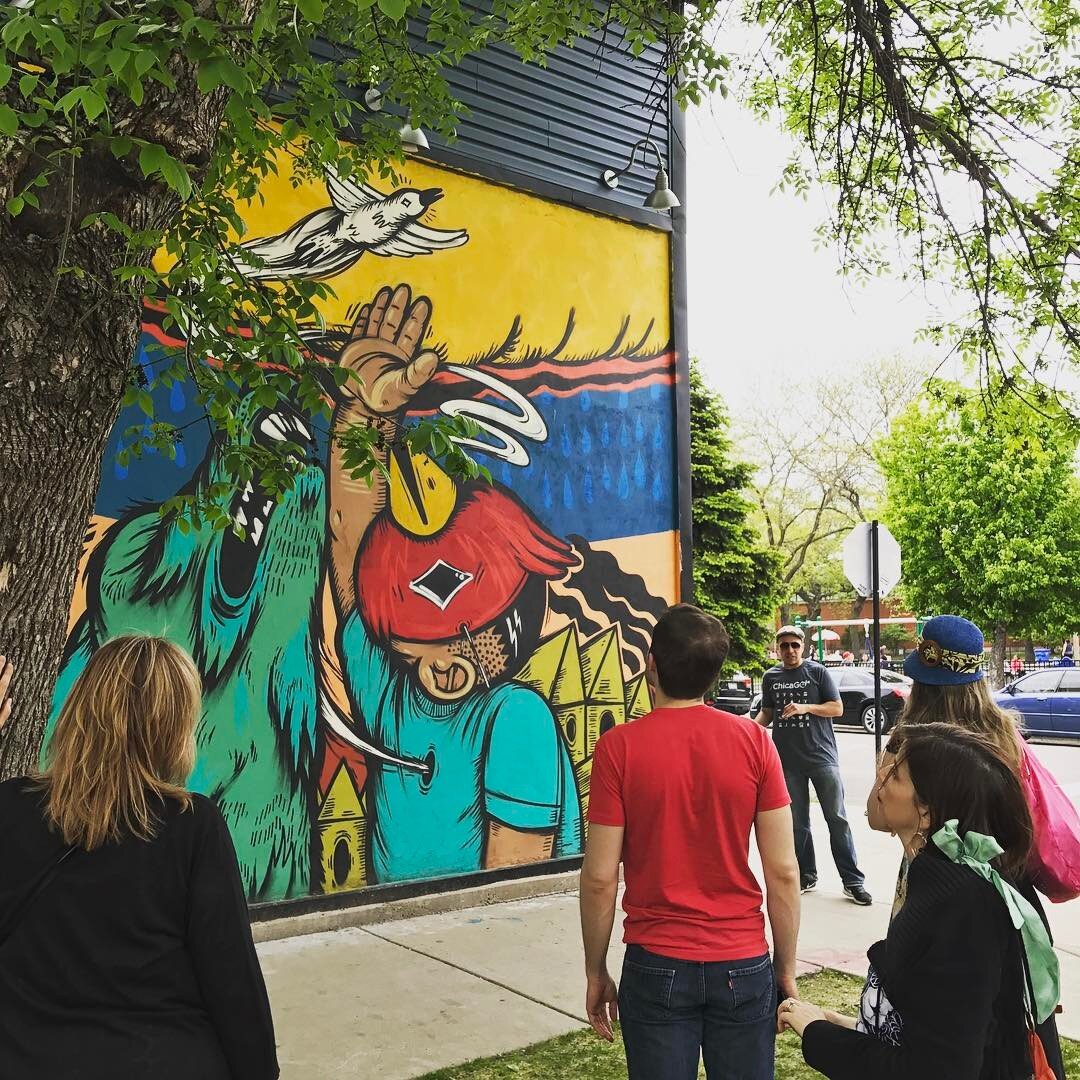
left=1020, top=740, right=1080, bottom=903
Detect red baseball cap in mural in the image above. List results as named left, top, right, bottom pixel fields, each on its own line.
left=356, top=450, right=577, bottom=643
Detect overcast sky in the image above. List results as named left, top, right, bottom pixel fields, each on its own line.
left=683, top=97, right=964, bottom=410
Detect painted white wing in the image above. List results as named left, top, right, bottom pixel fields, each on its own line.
left=367, top=220, right=469, bottom=258
left=405, top=221, right=470, bottom=248
left=236, top=208, right=361, bottom=280
left=325, top=165, right=385, bottom=213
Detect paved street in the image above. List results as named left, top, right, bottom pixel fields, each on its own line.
left=256, top=733, right=1080, bottom=1078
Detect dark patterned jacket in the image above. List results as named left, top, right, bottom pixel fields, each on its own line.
left=802, top=844, right=1031, bottom=1079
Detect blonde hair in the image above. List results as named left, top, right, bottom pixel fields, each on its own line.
left=41, top=635, right=201, bottom=850
left=900, top=678, right=1023, bottom=775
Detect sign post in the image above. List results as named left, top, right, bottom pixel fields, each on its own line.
left=871, top=522, right=882, bottom=757
left=843, top=522, right=902, bottom=759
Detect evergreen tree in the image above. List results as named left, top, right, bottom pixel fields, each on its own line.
left=690, top=362, right=782, bottom=674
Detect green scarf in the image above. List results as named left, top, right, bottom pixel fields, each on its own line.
left=932, top=819, right=1060, bottom=1024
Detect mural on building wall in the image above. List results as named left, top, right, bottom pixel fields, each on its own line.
left=50, top=156, right=681, bottom=902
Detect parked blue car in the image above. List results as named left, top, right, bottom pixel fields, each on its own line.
left=996, top=668, right=1080, bottom=738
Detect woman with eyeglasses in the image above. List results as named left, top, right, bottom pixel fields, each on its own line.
left=0, top=636, right=278, bottom=1080
left=777, top=723, right=1059, bottom=1078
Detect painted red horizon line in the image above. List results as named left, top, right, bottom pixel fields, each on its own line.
left=139, top=305, right=674, bottom=382
left=406, top=372, right=676, bottom=411
left=138, top=321, right=679, bottom=399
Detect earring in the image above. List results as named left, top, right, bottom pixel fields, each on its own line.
left=459, top=622, right=490, bottom=689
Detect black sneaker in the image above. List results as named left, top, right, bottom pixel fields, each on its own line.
left=844, top=885, right=873, bottom=906
left=800, top=876, right=817, bottom=893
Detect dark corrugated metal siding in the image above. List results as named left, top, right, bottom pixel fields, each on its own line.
left=304, top=18, right=671, bottom=213
left=418, top=28, right=671, bottom=209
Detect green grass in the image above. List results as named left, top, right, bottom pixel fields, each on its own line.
left=418, top=971, right=1080, bottom=1079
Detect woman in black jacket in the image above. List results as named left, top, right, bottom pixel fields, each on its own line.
left=778, top=723, right=1059, bottom=1079
left=891, top=616, right=1066, bottom=1077
left=0, top=636, right=279, bottom=1080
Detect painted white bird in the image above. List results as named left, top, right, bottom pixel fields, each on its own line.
left=235, top=167, right=469, bottom=281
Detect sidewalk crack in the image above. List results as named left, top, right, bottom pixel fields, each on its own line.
left=359, top=926, right=589, bottom=1028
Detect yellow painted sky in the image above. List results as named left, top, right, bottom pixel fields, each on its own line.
left=165, top=152, right=671, bottom=363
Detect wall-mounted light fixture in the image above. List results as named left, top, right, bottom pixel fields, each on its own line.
left=601, top=137, right=680, bottom=211
left=400, top=117, right=429, bottom=155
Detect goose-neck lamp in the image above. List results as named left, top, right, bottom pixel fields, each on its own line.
left=601, top=137, right=680, bottom=211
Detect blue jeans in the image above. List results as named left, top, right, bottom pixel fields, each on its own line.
left=785, top=766, right=865, bottom=887
left=618, top=945, right=775, bottom=1080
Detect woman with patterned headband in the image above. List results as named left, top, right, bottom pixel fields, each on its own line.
left=879, top=615, right=1065, bottom=1078
left=900, top=615, right=1022, bottom=772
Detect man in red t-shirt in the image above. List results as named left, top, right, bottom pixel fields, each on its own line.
left=579, top=604, right=800, bottom=1080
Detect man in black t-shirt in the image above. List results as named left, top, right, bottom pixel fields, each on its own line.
left=757, top=625, right=871, bottom=905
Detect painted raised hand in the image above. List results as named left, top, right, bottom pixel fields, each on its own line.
left=337, top=283, right=441, bottom=417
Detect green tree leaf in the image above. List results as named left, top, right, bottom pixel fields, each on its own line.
left=876, top=379, right=1080, bottom=679
left=80, top=87, right=106, bottom=121
left=197, top=56, right=248, bottom=94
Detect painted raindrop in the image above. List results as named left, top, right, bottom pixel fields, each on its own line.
left=580, top=421, right=592, bottom=455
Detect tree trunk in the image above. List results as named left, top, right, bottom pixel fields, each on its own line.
left=0, top=27, right=246, bottom=779
left=990, top=622, right=1008, bottom=690
left=0, top=259, right=138, bottom=778
left=849, top=595, right=865, bottom=654
left=1025, top=637, right=1036, bottom=664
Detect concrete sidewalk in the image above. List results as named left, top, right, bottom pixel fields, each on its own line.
left=257, top=801, right=1080, bottom=1079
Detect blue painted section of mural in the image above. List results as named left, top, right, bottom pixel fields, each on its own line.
left=491, top=386, right=674, bottom=541
left=96, top=338, right=676, bottom=542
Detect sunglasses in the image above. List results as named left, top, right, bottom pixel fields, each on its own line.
left=778, top=641, right=803, bottom=650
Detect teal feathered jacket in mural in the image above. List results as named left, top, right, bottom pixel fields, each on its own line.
left=48, top=400, right=326, bottom=902
left=339, top=609, right=582, bottom=884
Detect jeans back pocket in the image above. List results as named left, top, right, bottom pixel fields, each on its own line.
left=619, top=956, right=677, bottom=1017
left=728, top=955, right=774, bottom=1024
